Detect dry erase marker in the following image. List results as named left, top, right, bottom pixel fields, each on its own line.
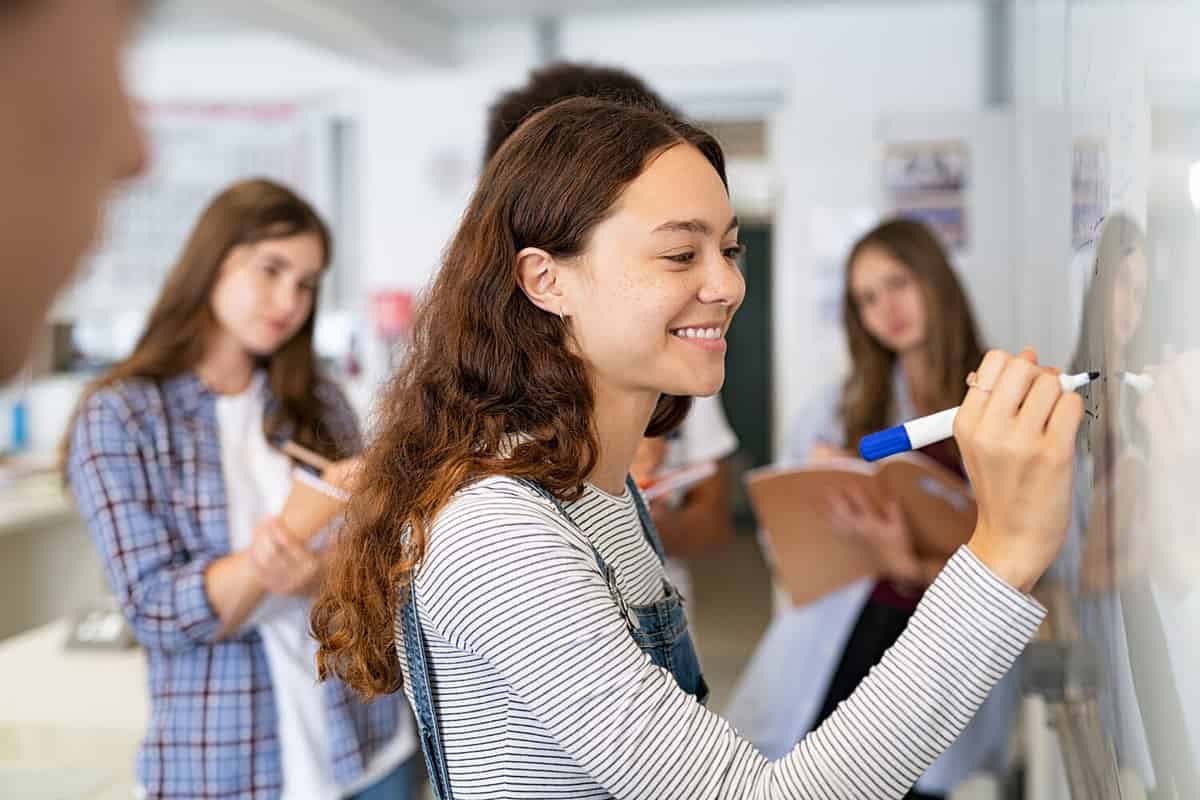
left=859, top=371, right=1100, bottom=462
left=1121, top=371, right=1153, bottom=393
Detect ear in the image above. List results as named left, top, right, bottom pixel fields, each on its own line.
left=515, top=247, right=568, bottom=318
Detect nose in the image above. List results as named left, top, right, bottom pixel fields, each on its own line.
left=698, top=250, right=745, bottom=310
left=881, top=285, right=904, bottom=317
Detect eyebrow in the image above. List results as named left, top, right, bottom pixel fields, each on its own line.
left=259, top=252, right=293, bottom=269
left=652, top=216, right=740, bottom=236
left=260, top=251, right=324, bottom=279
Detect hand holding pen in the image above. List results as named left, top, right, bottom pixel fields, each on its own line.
left=887, top=349, right=1086, bottom=593
left=861, top=369, right=1098, bottom=461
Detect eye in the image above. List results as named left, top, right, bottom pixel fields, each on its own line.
left=664, top=251, right=696, bottom=264
left=722, top=244, right=746, bottom=261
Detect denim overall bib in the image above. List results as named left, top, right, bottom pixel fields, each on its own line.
left=400, top=476, right=709, bottom=800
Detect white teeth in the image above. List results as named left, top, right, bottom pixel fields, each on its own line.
left=673, top=327, right=722, bottom=339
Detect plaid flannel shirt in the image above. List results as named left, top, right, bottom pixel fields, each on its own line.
left=67, top=371, right=403, bottom=799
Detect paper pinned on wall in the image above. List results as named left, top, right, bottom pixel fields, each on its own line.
left=883, top=140, right=969, bottom=251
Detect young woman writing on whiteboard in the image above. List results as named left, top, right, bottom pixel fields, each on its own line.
left=65, top=179, right=420, bottom=799
left=312, top=98, right=1082, bottom=800
left=729, top=218, right=1017, bottom=799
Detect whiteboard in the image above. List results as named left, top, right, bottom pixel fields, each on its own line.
left=54, top=101, right=341, bottom=321
left=1017, top=2, right=1200, bottom=797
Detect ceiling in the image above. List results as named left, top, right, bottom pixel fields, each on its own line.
left=422, top=0, right=773, bottom=19
left=144, top=0, right=973, bottom=70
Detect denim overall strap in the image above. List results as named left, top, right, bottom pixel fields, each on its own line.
left=623, top=476, right=709, bottom=703
left=516, top=477, right=664, bottom=566
left=518, top=479, right=609, bottom=571
left=516, top=479, right=640, bottom=628
left=400, top=583, right=455, bottom=800
left=517, top=478, right=708, bottom=703
left=625, top=475, right=666, bottom=563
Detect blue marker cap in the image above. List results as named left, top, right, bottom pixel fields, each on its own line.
left=859, top=424, right=912, bottom=462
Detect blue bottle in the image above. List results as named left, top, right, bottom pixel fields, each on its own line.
left=10, top=397, right=26, bottom=452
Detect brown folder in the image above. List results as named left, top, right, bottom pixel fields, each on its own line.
left=745, top=453, right=975, bottom=606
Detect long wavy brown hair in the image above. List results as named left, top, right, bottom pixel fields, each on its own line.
left=312, top=97, right=725, bottom=699
left=841, top=218, right=985, bottom=448
left=62, top=178, right=344, bottom=466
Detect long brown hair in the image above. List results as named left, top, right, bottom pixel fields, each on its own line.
left=63, top=178, right=341, bottom=465
left=841, top=218, right=985, bottom=448
left=1068, top=212, right=1148, bottom=376
left=312, top=97, right=724, bottom=698
left=1069, top=212, right=1148, bottom=474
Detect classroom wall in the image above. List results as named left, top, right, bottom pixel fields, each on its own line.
left=129, top=22, right=540, bottom=301
left=129, top=2, right=991, bottom=455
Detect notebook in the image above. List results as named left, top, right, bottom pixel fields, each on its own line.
left=745, top=452, right=975, bottom=605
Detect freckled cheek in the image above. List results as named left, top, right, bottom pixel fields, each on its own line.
left=635, top=296, right=682, bottom=339
left=646, top=275, right=694, bottom=323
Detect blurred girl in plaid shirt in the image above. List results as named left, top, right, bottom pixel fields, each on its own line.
left=65, top=179, right=420, bottom=799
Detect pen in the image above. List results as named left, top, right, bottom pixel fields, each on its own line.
left=859, top=371, right=1101, bottom=462
left=282, top=439, right=334, bottom=472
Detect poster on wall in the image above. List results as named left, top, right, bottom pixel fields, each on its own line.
left=883, top=140, right=969, bottom=251
left=1072, top=137, right=1110, bottom=250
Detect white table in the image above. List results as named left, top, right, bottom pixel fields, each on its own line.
left=0, top=475, right=110, bottom=640
left=0, top=619, right=146, bottom=798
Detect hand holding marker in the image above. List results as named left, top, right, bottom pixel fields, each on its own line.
left=860, top=371, right=1100, bottom=462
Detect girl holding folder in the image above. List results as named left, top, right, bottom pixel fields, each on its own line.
left=65, top=179, right=420, bottom=799
left=728, top=218, right=1014, bottom=799
left=312, top=98, right=1083, bottom=799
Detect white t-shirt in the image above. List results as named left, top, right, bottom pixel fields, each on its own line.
left=660, top=394, right=739, bottom=599
left=216, top=374, right=416, bottom=799
left=664, top=394, right=740, bottom=472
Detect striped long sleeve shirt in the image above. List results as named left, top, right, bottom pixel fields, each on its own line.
left=396, top=475, right=1044, bottom=799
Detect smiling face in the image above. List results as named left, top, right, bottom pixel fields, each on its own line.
left=208, top=233, right=325, bottom=359
left=554, top=143, right=745, bottom=401
left=848, top=245, right=929, bottom=355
